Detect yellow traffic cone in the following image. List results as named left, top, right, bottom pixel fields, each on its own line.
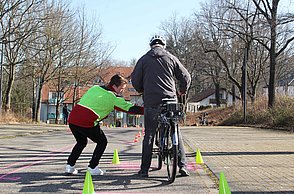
left=219, top=172, right=231, bottom=194
left=82, top=170, right=95, bottom=194
left=112, top=149, right=120, bottom=164
left=196, top=149, right=204, bottom=164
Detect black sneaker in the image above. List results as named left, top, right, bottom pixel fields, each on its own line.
left=179, top=167, right=190, bottom=176
left=138, top=170, right=149, bottom=178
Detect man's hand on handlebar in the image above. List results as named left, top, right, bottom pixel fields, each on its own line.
left=177, top=91, right=186, bottom=104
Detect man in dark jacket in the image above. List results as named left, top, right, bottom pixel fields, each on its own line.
left=62, top=104, right=69, bottom=125
left=131, top=35, right=191, bottom=178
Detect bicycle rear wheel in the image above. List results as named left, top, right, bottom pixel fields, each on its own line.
left=164, top=125, right=178, bottom=183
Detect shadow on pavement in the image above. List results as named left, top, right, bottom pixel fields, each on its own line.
left=0, top=168, right=173, bottom=193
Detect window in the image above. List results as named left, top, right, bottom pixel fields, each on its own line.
left=219, top=93, right=223, bottom=99
left=49, top=92, right=64, bottom=104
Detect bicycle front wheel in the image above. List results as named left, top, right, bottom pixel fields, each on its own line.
left=164, top=125, right=178, bottom=183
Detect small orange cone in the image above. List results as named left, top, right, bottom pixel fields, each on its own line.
left=133, top=136, right=138, bottom=142
left=82, top=170, right=95, bottom=194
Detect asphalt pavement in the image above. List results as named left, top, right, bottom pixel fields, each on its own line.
left=0, top=123, right=293, bottom=193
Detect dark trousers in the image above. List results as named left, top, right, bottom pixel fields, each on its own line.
left=67, top=123, right=108, bottom=169
left=63, top=115, right=68, bottom=125
left=141, top=107, right=187, bottom=172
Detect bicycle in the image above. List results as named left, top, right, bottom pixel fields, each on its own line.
left=152, top=96, right=185, bottom=183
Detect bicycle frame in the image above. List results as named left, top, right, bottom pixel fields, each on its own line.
left=154, top=98, right=185, bottom=183
left=159, top=98, right=184, bottom=141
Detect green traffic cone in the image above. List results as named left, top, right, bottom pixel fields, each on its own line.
left=219, top=172, right=231, bottom=194
left=112, top=149, right=120, bottom=164
left=82, top=170, right=95, bottom=194
left=196, top=149, right=204, bottom=164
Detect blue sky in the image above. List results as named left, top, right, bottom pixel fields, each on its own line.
left=70, top=0, right=203, bottom=62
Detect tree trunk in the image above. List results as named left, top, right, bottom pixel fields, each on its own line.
left=232, top=84, right=236, bottom=105
left=267, top=2, right=278, bottom=109
left=215, top=83, right=220, bottom=107
left=31, top=79, right=36, bottom=121
left=4, top=64, right=15, bottom=112
left=55, top=102, right=60, bottom=124
left=34, top=78, right=43, bottom=123
left=72, top=84, right=78, bottom=106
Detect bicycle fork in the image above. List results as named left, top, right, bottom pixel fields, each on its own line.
left=171, top=122, right=179, bottom=146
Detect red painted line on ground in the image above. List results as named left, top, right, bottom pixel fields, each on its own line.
left=117, top=162, right=140, bottom=169
left=0, top=145, right=72, bottom=180
left=186, top=161, right=201, bottom=171
left=0, top=176, right=21, bottom=181
left=0, top=145, right=73, bottom=172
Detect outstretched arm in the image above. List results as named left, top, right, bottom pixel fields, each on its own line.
left=115, top=105, right=144, bottom=115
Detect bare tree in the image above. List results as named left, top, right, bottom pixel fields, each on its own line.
left=50, top=7, right=112, bottom=123
left=251, top=0, right=294, bottom=108
left=49, top=4, right=76, bottom=124
left=197, top=0, right=245, bottom=102
left=69, top=7, right=112, bottom=106
left=197, top=0, right=284, bottom=106
left=160, top=15, right=204, bottom=100
left=25, top=0, right=74, bottom=122
left=0, top=0, right=112, bottom=121
left=0, top=0, right=39, bottom=112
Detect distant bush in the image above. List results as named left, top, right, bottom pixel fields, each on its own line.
left=0, top=112, right=31, bottom=123
left=270, top=96, right=294, bottom=128
left=221, top=96, right=294, bottom=131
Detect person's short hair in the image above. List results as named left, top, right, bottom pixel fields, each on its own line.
left=109, top=74, right=128, bottom=87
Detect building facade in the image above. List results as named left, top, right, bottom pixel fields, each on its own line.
left=187, top=88, right=239, bottom=112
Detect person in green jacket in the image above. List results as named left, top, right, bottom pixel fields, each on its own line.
left=65, top=74, right=143, bottom=175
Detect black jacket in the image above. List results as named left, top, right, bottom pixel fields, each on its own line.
left=131, top=46, right=191, bottom=107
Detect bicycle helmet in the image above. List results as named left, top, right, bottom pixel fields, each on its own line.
left=149, top=35, right=166, bottom=47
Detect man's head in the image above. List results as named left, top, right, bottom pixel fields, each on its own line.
left=149, top=35, right=166, bottom=48
left=109, top=74, right=128, bottom=94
